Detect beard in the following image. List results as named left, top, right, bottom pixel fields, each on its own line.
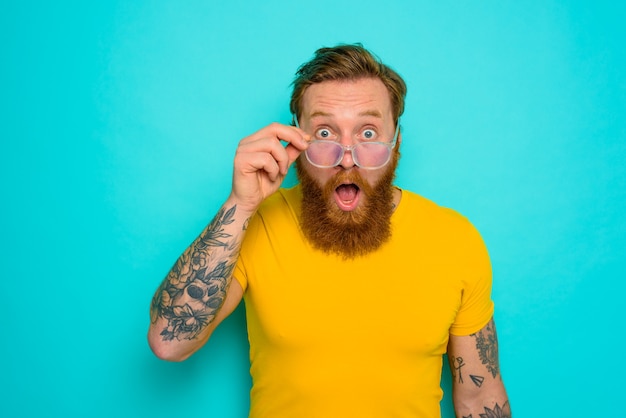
left=295, top=150, right=400, bottom=259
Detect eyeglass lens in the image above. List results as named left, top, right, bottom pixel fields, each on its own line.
left=295, top=115, right=400, bottom=169
left=305, top=141, right=391, bottom=169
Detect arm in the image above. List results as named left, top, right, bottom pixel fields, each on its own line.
left=447, top=318, right=511, bottom=418
left=148, top=123, right=309, bottom=361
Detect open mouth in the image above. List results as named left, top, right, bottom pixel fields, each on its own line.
left=334, top=183, right=361, bottom=211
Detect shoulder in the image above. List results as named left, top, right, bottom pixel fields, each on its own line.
left=396, top=189, right=479, bottom=235
left=394, top=189, right=490, bottom=264
left=246, top=186, right=301, bottom=234
left=257, top=185, right=300, bottom=214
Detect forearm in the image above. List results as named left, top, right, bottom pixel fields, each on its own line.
left=148, top=199, right=253, bottom=361
left=453, top=387, right=511, bottom=418
left=449, top=319, right=511, bottom=417
left=148, top=122, right=308, bottom=361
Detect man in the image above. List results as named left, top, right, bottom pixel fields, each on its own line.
left=149, top=44, right=511, bottom=417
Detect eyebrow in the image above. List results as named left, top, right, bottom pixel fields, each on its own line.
left=358, top=110, right=383, bottom=118
left=308, top=111, right=332, bottom=119
left=308, top=110, right=384, bottom=119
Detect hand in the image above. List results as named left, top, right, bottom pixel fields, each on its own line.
left=230, top=122, right=309, bottom=213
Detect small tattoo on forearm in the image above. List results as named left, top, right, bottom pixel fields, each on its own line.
left=470, top=374, right=485, bottom=387
left=452, top=356, right=466, bottom=384
left=451, top=355, right=485, bottom=387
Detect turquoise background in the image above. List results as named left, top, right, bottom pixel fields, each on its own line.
left=2, top=1, right=625, bottom=416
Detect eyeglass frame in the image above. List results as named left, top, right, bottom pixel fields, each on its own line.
left=293, top=115, right=401, bottom=170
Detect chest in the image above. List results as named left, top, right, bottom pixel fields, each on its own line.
left=244, top=240, right=464, bottom=357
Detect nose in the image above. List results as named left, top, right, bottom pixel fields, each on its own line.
left=338, top=145, right=356, bottom=169
left=336, top=130, right=357, bottom=169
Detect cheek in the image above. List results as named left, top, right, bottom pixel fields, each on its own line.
left=355, top=169, right=385, bottom=190
left=298, top=157, right=334, bottom=186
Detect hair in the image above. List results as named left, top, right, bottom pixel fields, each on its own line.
left=290, top=43, right=407, bottom=123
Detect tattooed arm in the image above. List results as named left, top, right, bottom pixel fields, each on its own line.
left=148, top=123, right=309, bottom=361
left=447, top=318, right=511, bottom=418
left=148, top=201, right=250, bottom=361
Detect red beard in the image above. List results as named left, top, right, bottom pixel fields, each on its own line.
left=295, top=150, right=400, bottom=259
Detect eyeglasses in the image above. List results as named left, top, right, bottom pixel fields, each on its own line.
left=294, top=116, right=400, bottom=170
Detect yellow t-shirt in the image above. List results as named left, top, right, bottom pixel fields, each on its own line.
left=234, top=185, right=494, bottom=418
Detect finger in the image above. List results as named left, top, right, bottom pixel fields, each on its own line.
left=277, top=124, right=311, bottom=151
left=237, top=149, right=282, bottom=182
left=241, top=122, right=310, bottom=151
left=268, top=124, right=310, bottom=174
left=284, top=142, right=305, bottom=168
left=240, top=131, right=309, bottom=176
left=238, top=137, right=291, bottom=176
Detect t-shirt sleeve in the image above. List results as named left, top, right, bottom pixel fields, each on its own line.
left=232, top=212, right=264, bottom=294
left=233, top=254, right=248, bottom=292
left=449, top=219, right=495, bottom=336
left=232, top=189, right=295, bottom=294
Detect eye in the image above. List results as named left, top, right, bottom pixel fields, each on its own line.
left=316, top=128, right=332, bottom=139
left=362, top=129, right=377, bottom=140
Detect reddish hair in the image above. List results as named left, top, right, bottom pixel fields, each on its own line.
left=290, top=44, right=407, bottom=123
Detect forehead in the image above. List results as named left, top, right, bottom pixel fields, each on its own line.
left=301, top=78, right=393, bottom=120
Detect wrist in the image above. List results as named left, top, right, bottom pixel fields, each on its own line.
left=224, top=194, right=259, bottom=218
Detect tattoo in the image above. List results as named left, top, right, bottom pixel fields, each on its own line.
left=478, top=402, right=511, bottom=418
left=451, top=356, right=485, bottom=387
left=471, top=320, right=500, bottom=378
left=461, top=402, right=511, bottom=418
left=150, top=205, right=241, bottom=341
left=451, top=356, right=466, bottom=384
left=470, top=374, right=485, bottom=387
